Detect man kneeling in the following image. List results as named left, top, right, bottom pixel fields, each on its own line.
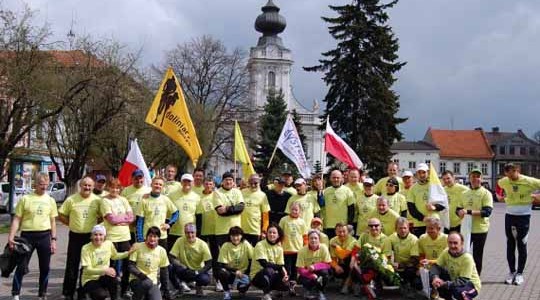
left=169, top=223, right=212, bottom=296
left=430, top=232, right=481, bottom=300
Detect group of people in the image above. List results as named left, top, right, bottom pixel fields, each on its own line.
left=5, top=162, right=540, bottom=300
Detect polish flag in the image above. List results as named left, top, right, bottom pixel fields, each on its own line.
left=118, top=139, right=152, bottom=187
left=324, top=118, right=363, bottom=170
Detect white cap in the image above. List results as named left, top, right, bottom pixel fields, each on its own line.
left=294, top=178, right=306, bottom=185
left=91, top=224, right=106, bottom=235
left=181, top=173, right=194, bottom=181
left=416, top=163, right=429, bottom=172
left=363, top=178, right=375, bottom=185
left=402, top=171, right=414, bottom=177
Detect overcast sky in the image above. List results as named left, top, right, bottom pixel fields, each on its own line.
left=6, top=0, right=540, bottom=140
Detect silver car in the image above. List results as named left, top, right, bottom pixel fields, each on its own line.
left=0, top=182, right=28, bottom=213
left=48, top=182, right=66, bottom=203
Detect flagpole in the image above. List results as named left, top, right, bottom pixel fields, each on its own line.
left=266, top=143, right=279, bottom=169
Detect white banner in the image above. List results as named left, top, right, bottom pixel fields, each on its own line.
left=276, top=115, right=311, bottom=178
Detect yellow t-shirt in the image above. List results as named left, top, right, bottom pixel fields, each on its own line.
left=329, top=235, right=357, bottom=263
left=198, top=191, right=217, bottom=236
left=388, top=232, right=419, bottom=266
left=279, top=216, right=308, bottom=252
left=285, top=193, right=320, bottom=226
left=15, top=193, right=58, bottom=231
left=121, top=185, right=151, bottom=214
left=459, top=187, right=493, bottom=233
left=136, top=194, right=177, bottom=239
left=170, top=236, right=212, bottom=271
left=445, top=183, right=469, bottom=228
left=407, top=182, right=438, bottom=227
left=345, top=183, right=364, bottom=202
left=367, top=209, right=400, bottom=236
left=498, top=175, right=540, bottom=207
left=250, top=239, right=284, bottom=279
left=383, top=193, right=407, bottom=215
left=241, top=188, right=271, bottom=235
left=357, top=233, right=392, bottom=257
left=418, top=233, right=448, bottom=260
left=163, top=181, right=182, bottom=196
left=192, top=185, right=204, bottom=196
left=169, top=190, right=200, bottom=236
left=100, top=196, right=132, bottom=242
left=129, top=243, right=169, bottom=284
left=218, top=240, right=254, bottom=273
left=322, top=185, right=355, bottom=228
left=436, top=249, right=481, bottom=291
left=214, top=188, right=244, bottom=235
left=356, top=193, right=378, bottom=234
left=81, top=240, right=128, bottom=285
left=374, top=176, right=404, bottom=196
left=296, top=244, right=332, bottom=267
left=59, top=193, right=100, bottom=233
left=319, top=231, right=329, bottom=247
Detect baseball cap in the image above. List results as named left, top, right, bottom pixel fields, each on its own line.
left=363, top=178, right=375, bottom=186
left=181, top=173, right=194, bottom=181
left=222, top=172, right=234, bottom=180
left=402, top=171, right=413, bottom=178
left=95, top=174, right=107, bottom=182
left=132, top=169, right=144, bottom=177
left=416, top=163, right=429, bottom=172
left=294, top=178, right=306, bottom=186
left=274, top=176, right=285, bottom=184
left=387, top=177, right=399, bottom=186
left=469, top=168, right=483, bottom=176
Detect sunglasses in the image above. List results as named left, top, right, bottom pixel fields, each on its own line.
left=368, top=224, right=380, bottom=228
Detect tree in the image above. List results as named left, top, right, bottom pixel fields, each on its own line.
left=161, top=35, right=250, bottom=168
left=304, top=0, right=407, bottom=179
left=253, top=89, right=288, bottom=177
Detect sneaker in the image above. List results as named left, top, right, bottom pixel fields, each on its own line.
left=505, top=272, right=515, bottom=284
left=180, top=281, right=192, bottom=293
left=216, top=281, right=224, bottom=292
left=196, top=286, right=204, bottom=296
left=289, top=280, right=297, bottom=296
left=12, top=296, right=19, bottom=300
left=224, top=291, right=232, bottom=300
left=514, top=273, right=524, bottom=285
left=318, top=292, right=327, bottom=300
left=262, top=293, right=273, bottom=300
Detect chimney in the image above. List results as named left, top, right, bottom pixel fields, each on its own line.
left=518, top=129, right=524, bottom=135
left=474, top=127, right=483, bottom=131
left=492, top=127, right=499, bottom=133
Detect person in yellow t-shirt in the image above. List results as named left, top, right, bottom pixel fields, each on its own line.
left=163, top=164, right=181, bottom=196
left=368, top=197, right=400, bottom=236
left=251, top=224, right=289, bottom=299
left=215, top=172, right=245, bottom=247
left=192, top=167, right=206, bottom=196
left=8, top=173, right=58, bottom=299
left=310, top=217, right=329, bottom=247
left=81, top=225, right=133, bottom=300
left=408, top=163, right=444, bottom=237
left=279, top=202, right=308, bottom=293
left=345, top=169, right=365, bottom=216
left=442, top=170, right=469, bottom=232
left=383, top=177, right=408, bottom=217
left=135, top=176, right=179, bottom=249
left=355, top=178, right=378, bottom=236
left=100, top=178, right=134, bottom=297
left=456, top=168, right=493, bottom=275
left=168, top=173, right=201, bottom=248
left=322, top=170, right=355, bottom=239
left=216, top=226, right=254, bottom=299
left=169, top=223, right=212, bottom=296
left=430, top=232, right=481, bottom=300
left=128, top=226, right=171, bottom=300
left=374, top=162, right=404, bottom=195
left=296, top=230, right=332, bottom=300
left=241, top=174, right=270, bottom=246
left=121, top=169, right=151, bottom=243
left=59, top=176, right=101, bottom=299
left=328, top=223, right=356, bottom=294
left=286, top=178, right=321, bottom=227
left=400, top=170, right=415, bottom=199
left=388, top=217, right=420, bottom=294
left=418, top=217, right=448, bottom=264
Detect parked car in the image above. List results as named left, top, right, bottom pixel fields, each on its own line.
left=48, top=182, right=66, bottom=203
left=0, top=182, right=29, bottom=213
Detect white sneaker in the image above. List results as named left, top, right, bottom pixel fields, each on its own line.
left=505, top=272, right=515, bottom=284
left=262, top=293, right=273, bottom=300
left=215, top=280, right=224, bottom=292
left=180, top=281, right=192, bottom=292
left=514, top=273, right=524, bottom=285
left=12, top=296, right=19, bottom=300
left=318, top=292, right=327, bottom=300
left=223, top=291, right=232, bottom=300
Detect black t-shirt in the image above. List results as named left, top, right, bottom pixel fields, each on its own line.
left=265, top=189, right=292, bottom=224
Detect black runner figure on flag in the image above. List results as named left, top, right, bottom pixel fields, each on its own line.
left=153, top=76, right=179, bottom=126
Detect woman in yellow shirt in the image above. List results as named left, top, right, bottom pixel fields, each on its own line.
left=7, top=173, right=58, bottom=300
left=296, top=230, right=332, bottom=300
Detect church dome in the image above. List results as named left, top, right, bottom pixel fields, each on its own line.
left=255, top=0, right=286, bottom=36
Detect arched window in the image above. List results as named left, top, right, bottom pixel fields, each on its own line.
left=268, top=71, right=276, bottom=88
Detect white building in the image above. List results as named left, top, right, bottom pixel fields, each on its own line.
left=390, top=141, right=440, bottom=174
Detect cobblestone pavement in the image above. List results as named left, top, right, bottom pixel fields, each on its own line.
left=1, top=202, right=539, bottom=299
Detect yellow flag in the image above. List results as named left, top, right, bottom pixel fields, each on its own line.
left=145, top=67, right=202, bottom=166
left=234, top=120, right=256, bottom=180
